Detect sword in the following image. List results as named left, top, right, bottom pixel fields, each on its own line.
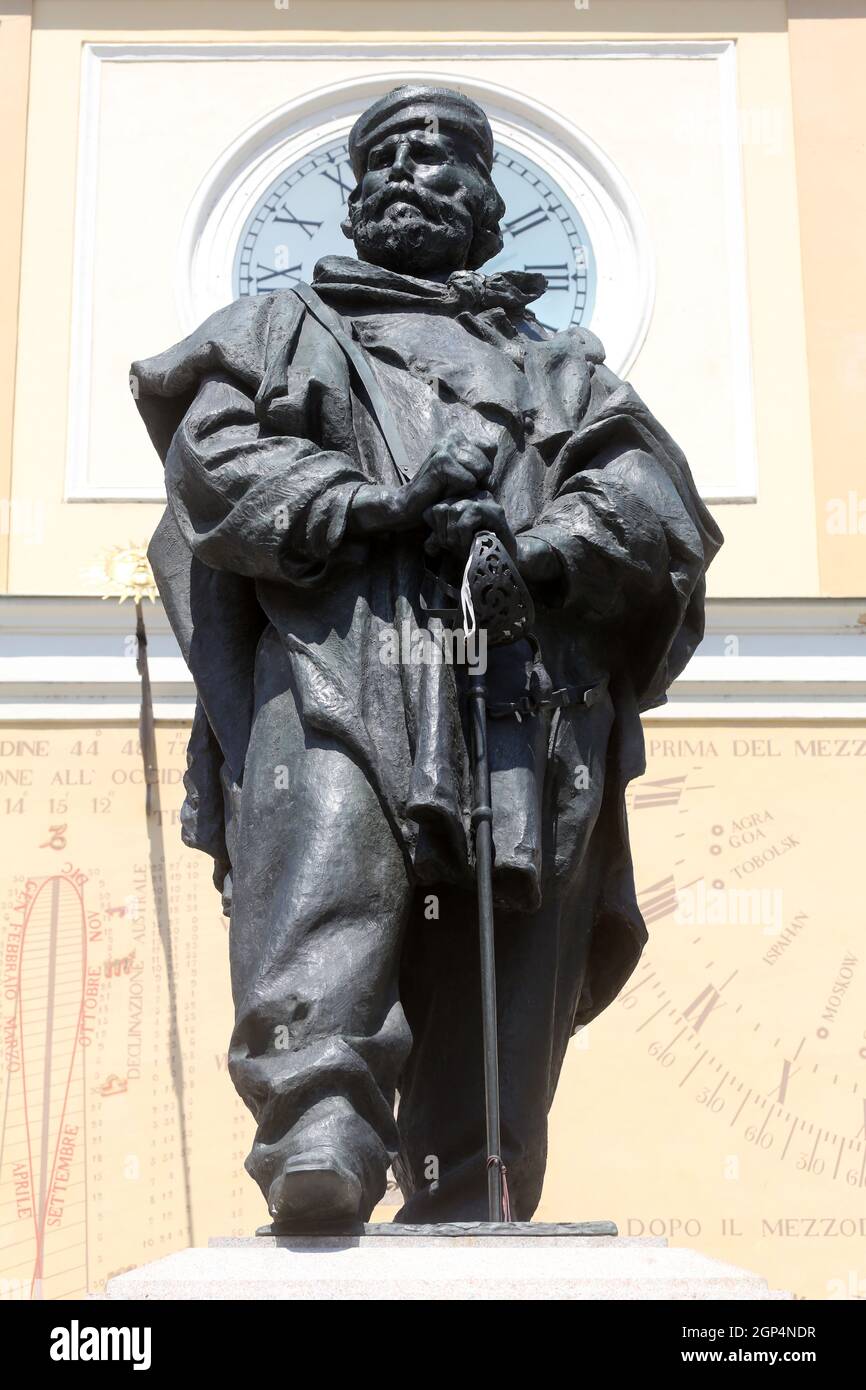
left=461, top=531, right=538, bottom=1223
left=468, top=663, right=507, bottom=1222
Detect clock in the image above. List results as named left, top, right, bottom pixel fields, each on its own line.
left=232, top=135, right=597, bottom=334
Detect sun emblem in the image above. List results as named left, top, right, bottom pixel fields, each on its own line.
left=86, top=544, right=158, bottom=604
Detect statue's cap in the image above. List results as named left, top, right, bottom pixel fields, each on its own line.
left=348, top=85, right=495, bottom=179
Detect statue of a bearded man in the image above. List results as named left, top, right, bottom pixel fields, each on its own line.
left=131, top=85, right=722, bottom=1230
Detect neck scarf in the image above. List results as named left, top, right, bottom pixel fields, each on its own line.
left=312, top=255, right=546, bottom=320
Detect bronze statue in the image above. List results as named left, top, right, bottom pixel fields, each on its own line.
left=131, top=85, right=722, bottom=1231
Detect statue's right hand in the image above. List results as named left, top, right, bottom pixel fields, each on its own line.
left=347, top=431, right=493, bottom=539
left=402, top=431, right=493, bottom=523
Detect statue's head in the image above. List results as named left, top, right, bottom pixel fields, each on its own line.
left=342, top=85, right=506, bottom=275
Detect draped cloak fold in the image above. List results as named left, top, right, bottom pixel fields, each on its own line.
left=130, top=255, right=722, bottom=1030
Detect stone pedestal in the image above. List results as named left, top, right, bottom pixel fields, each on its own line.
left=105, top=1224, right=792, bottom=1300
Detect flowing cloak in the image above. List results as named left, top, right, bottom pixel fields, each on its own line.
left=130, top=255, right=722, bottom=1030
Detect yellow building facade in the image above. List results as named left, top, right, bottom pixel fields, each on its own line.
left=1, top=0, right=865, bottom=1300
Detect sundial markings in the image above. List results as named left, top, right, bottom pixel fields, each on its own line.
left=620, top=972, right=653, bottom=1003
left=679, top=1048, right=708, bottom=1088
left=633, top=776, right=686, bottom=811
left=730, top=1088, right=752, bottom=1126
left=754, top=1104, right=773, bottom=1142
left=636, top=1001, right=669, bottom=1033
left=807, top=1129, right=823, bottom=1172
left=682, top=977, right=732, bottom=1033
left=636, top=874, right=679, bottom=924
left=709, top=1070, right=729, bottom=1100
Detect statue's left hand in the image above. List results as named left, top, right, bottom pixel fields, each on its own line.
left=424, top=498, right=566, bottom=596
left=423, top=497, right=517, bottom=561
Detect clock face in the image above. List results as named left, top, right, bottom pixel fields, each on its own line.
left=233, top=135, right=597, bottom=333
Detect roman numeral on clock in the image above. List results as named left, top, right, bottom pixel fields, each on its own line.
left=318, top=162, right=353, bottom=201
left=524, top=262, right=570, bottom=290
left=504, top=206, right=551, bottom=238
left=272, top=206, right=323, bottom=239
left=255, top=263, right=303, bottom=288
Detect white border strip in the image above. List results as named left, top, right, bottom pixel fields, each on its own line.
left=717, top=41, right=759, bottom=502
left=83, top=42, right=737, bottom=64
left=2, top=598, right=865, bottom=723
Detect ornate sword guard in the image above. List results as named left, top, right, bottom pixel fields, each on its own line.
left=464, top=531, right=535, bottom=647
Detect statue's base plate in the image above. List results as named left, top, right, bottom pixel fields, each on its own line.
left=105, top=1228, right=792, bottom=1300
left=251, top=1219, right=619, bottom=1240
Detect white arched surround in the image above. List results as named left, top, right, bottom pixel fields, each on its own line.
left=178, top=71, right=655, bottom=379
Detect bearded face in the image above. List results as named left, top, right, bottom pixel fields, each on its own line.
left=343, top=126, right=503, bottom=275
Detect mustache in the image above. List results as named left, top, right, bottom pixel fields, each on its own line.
left=358, top=182, right=471, bottom=226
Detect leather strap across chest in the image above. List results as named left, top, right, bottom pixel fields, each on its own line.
left=289, top=282, right=413, bottom=485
